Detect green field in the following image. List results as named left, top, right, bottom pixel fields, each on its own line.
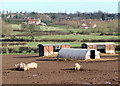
left=4, top=24, right=120, bottom=46
left=35, top=35, right=118, bottom=40
left=26, top=42, right=82, bottom=47
left=10, top=24, right=118, bottom=40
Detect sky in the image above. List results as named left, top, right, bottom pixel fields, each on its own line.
left=0, top=0, right=119, bottom=13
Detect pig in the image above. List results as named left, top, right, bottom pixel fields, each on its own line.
left=15, top=62, right=26, bottom=71
left=74, top=63, right=81, bottom=71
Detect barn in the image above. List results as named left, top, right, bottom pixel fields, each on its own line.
left=57, top=48, right=100, bottom=60
left=38, top=43, right=70, bottom=56
left=82, top=43, right=115, bottom=54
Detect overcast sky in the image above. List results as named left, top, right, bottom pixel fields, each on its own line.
left=0, top=0, right=119, bottom=13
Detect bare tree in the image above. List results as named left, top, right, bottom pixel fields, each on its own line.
left=26, top=24, right=36, bottom=41
left=1, top=20, right=12, bottom=37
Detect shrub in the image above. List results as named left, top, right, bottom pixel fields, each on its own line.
left=26, top=47, right=32, bottom=53
left=2, top=42, right=26, bottom=47
left=0, top=47, right=2, bottom=54
left=19, top=47, right=27, bottom=53
left=2, top=47, right=8, bottom=54
left=8, top=47, right=18, bottom=53
left=115, top=45, right=120, bottom=51
left=80, top=30, right=90, bottom=35
left=19, top=47, right=33, bottom=53
left=32, top=47, right=39, bottom=53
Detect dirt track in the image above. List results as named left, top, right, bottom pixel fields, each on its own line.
left=2, top=54, right=119, bottom=84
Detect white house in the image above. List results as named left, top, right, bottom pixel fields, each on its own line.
left=92, top=24, right=97, bottom=28
left=80, top=23, right=88, bottom=29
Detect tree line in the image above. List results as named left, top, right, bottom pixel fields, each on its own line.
left=1, top=10, right=118, bottom=24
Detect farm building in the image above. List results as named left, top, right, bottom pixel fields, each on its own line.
left=38, top=43, right=70, bottom=56
left=80, top=23, right=88, bottom=29
left=82, top=43, right=115, bottom=54
left=57, top=48, right=100, bottom=60
left=28, top=18, right=41, bottom=24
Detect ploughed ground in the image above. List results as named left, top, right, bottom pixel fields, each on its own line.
left=2, top=54, right=119, bottom=84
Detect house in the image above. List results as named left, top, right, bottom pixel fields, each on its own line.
left=9, top=13, right=16, bottom=18
left=38, top=43, right=70, bottom=56
left=80, top=23, right=88, bottom=29
left=82, top=43, right=115, bottom=54
left=28, top=18, right=41, bottom=25
left=92, top=24, right=97, bottom=28
left=57, top=48, right=100, bottom=60
left=7, top=15, right=10, bottom=19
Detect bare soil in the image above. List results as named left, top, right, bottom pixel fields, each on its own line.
left=2, top=54, right=119, bottom=84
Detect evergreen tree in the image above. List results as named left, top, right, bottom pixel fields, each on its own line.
left=102, top=13, right=105, bottom=21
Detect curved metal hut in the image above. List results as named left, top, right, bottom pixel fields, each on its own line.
left=57, top=48, right=100, bottom=60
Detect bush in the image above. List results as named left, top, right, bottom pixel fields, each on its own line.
left=69, top=31, right=74, bottom=34
left=19, top=47, right=33, bottom=53
left=0, top=46, right=38, bottom=54
left=32, top=47, right=39, bottom=53
left=0, top=47, right=2, bottom=54
left=26, top=47, right=32, bottom=53
left=76, top=30, right=90, bottom=35
left=2, top=42, right=26, bottom=47
left=115, top=45, right=120, bottom=51
left=2, top=47, right=8, bottom=54
left=8, top=47, right=18, bottom=53
left=38, top=39, right=77, bottom=42
left=19, top=47, right=27, bottom=53
left=81, top=38, right=120, bottom=42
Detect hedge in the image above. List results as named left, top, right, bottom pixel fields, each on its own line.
left=2, top=42, right=26, bottom=47
left=0, top=46, right=39, bottom=54
left=1, top=47, right=8, bottom=54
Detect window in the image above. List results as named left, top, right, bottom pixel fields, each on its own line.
left=53, top=45, right=61, bottom=52
left=54, top=45, right=60, bottom=49
left=97, top=45, right=105, bottom=49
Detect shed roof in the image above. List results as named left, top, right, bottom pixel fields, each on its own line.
left=28, top=19, right=39, bottom=22
left=57, top=48, right=89, bottom=59
left=83, top=42, right=115, bottom=45
left=38, top=43, right=70, bottom=46
left=57, top=48, right=99, bottom=60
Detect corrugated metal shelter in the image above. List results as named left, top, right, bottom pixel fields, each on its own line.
left=57, top=48, right=100, bottom=60
left=82, top=43, right=115, bottom=54
left=38, top=43, right=70, bottom=56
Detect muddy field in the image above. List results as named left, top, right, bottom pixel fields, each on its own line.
left=2, top=54, right=119, bottom=84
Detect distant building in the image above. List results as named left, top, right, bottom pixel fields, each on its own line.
left=80, top=23, right=88, bottom=29
left=9, top=13, right=16, bottom=18
left=28, top=18, right=41, bottom=25
left=7, top=15, right=10, bottom=19
left=92, top=24, right=97, bottom=28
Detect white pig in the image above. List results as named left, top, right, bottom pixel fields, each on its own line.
left=74, top=63, right=81, bottom=71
